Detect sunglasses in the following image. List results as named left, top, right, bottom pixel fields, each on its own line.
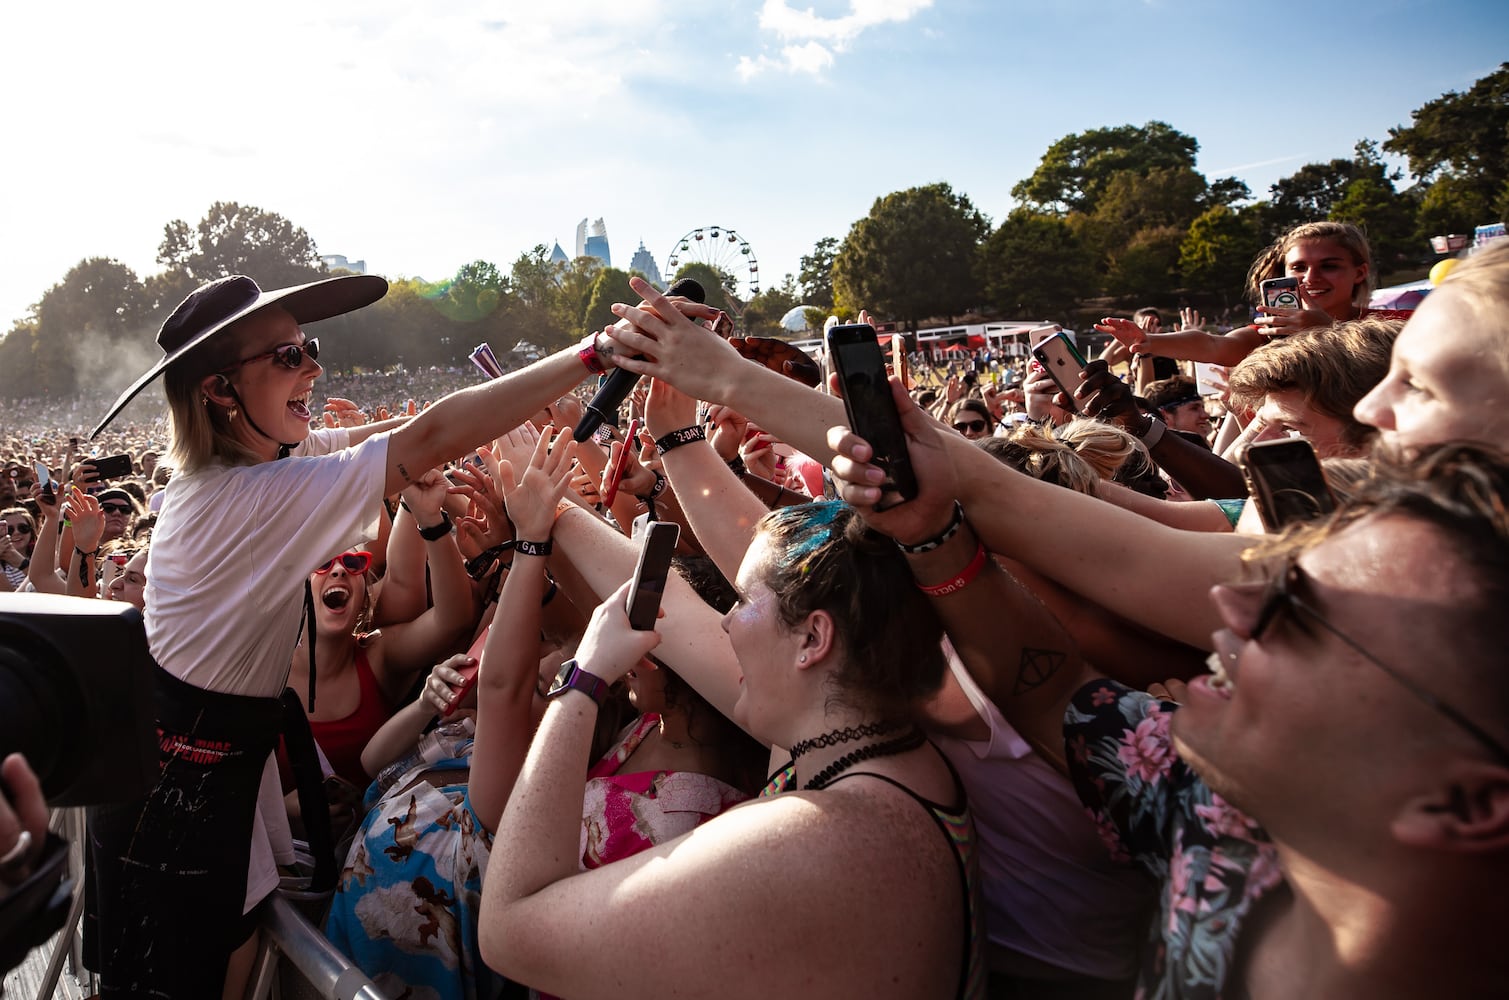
left=3, top=523, right=33, bottom=535
left=953, top=420, right=989, bottom=434
left=1253, top=557, right=1509, bottom=765
left=100, top=502, right=133, bottom=514
left=314, top=551, right=372, bottom=576
left=224, top=338, right=320, bottom=372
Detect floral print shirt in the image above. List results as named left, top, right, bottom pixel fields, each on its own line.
left=1064, top=680, right=1284, bottom=1000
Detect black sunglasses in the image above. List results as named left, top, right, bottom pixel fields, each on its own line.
left=224, top=338, right=320, bottom=372
left=3, top=523, right=33, bottom=535
left=953, top=420, right=989, bottom=434
left=100, top=502, right=134, bottom=514
left=1254, top=558, right=1509, bottom=765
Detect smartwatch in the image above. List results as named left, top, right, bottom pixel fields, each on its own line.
left=545, top=658, right=609, bottom=707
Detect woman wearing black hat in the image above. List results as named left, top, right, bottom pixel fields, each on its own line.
left=83, top=272, right=685, bottom=998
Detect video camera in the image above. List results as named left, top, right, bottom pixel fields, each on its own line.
left=0, top=593, right=157, bottom=977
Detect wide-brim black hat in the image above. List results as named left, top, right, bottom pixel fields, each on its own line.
left=91, top=273, right=388, bottom=438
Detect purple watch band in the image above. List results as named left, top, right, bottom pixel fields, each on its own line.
left=546, top=659, right=609, bottom=706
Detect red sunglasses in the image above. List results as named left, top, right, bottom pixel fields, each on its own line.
left=314, top=551, right=372, bottom=576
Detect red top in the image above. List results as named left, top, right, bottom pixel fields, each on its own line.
left=278, top=647, right=394, bottom=790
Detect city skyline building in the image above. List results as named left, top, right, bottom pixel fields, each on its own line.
left=575, top=217, right=611, bottom=267
left=628, top=240, right=663, bottom=288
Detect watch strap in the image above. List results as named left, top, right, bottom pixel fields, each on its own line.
left=417, top=510, right=453, bottom=541
left=546, top=659, right=609, bottom=706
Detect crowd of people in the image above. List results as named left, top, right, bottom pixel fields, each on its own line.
left=1, top=220, right=1507, bottom=1000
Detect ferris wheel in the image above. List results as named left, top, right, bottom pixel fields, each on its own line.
left=664, top=226, right=761, bottom=302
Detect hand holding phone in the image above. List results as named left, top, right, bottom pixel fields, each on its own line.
left=443, top=628, right=492, bottom=716
left=826, top=324, right=918, bottom=510
left=1030, top=332, right=1089, bottom=413
left=1260, top=277, right=1302, bottom=311
left=626, top=521, right=679, bottom=630
left=86, top=453, right=134, bottom=482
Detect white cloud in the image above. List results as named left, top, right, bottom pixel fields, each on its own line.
left=738, top=0, right=932, bottom=78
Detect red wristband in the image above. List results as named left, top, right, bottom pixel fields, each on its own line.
left=578, top=336, right=607, bottom=375
left=917, top=542, right=987, bottom=597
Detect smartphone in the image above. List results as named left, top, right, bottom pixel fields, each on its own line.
left=625, top=520, right=680, bottom=630
left=826, top=324, right=919, bottom=511
left=1031, top=331, right=1089, bottom=412
left=602, top=418, right=641, bottom=507
left=1241, top=438, right=1337, bottom=531
left=88, top=453, right=134, bottom=481
left=1261, top=276, right=1302, bottom=311
left=34, top=461, right=54, bottom=502
left=444, top=625, right=492, bottom=716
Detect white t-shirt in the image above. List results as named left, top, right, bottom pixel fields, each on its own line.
left=933, top=651, right=1149, bottom=981
left=143, top=427, right=388, bottom=911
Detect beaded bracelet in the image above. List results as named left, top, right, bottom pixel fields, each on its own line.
left=917, top=542, right=987, bottom=597
left=895, top=501, right=965, bottom=555
left=655, top=425, right=706, bottom=455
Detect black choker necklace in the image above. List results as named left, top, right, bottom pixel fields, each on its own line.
left=788, top=719, right=908, bottom=759
left=802, top=727, right=927, bottom=791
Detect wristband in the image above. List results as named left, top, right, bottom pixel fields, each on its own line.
left=655, top=425, right=706, bottom=455
left=75, top=547, right=99, bottom=560
left=1136, top=416, right=1167, bottom=448
left=895, top=501, right=965, bottom=555
left=514, top=538, right=553, bottom=558
left=417, top=510, right=452, bottom=541
left=17, top=557, right=29, bottom=572
left=635, top=471, right=668, bottom=502
left=577, top=334, right=608, bottom=375
left=726, top=455, right=747, bottom=478
left=917, top=542, right=988, bottom=597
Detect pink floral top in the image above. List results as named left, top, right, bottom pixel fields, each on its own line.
left=1064, top=680, right=1283, bottom=1000
left=579, top=713, right=750, bottom=870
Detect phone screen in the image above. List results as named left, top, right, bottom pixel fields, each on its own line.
left=625, top=521, right=680, bottom=630
left=826, top=325, right=918, bottom=510
left=1261, top=277, right=1302, bottom=310
left=1242, top=438, right=1336, bottom=530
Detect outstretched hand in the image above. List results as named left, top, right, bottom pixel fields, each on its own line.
left=499, top=426, right=577, bottom=543
left=1094, top=316, right=1147, bottom=354
left=606, top=276, right=752, bottom=404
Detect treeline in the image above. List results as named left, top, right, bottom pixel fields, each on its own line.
left=2, top=64, right=1503, bottom=398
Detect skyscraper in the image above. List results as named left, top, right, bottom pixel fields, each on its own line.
left=628, top=240, right=664, bottom=288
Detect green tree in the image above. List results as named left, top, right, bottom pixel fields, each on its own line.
left=1079, top=164, right=1210, bottom=273
left=510, top=246, right=571, bottom=354
left=156, top=201, right=327, bottom=289
left=553, top=257, right=605, bottom=340
left=24, top=258, right=151, bottom=394
left=1180, top=205, right=1266, bottom=305
left=1105, top=226, right=1185, bottom=300
left=979, top=210, right=1093, bottom=320
left=1330, top=141, right=1417, bottom=273
left=832, top=183, right=989, bottom=330
left=583, top=267, right=634, bottom=334
left=798, top=236, right=839, bottom=310
left=740, top=275, right=802, bottom=338
left=1413, top=173, right=1495, bottom=243
left=1266, top=157, right=1358, bottom=235
left=1385, top=63, right=1509, bottom=225
left=1012, top=121, right=1199, bottom=216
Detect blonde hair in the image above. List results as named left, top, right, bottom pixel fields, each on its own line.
left=1245, top=221, right=1376, bottom=312
left=1052, top=418, right=1141, bottom=481
left=980, top=423, right=1102, bottom=496
left=1437, top=240, right=1509, bottom=376
left=163, top=318, right=269, bottom=475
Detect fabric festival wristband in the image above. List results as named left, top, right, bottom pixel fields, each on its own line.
left=417, top=510, right=452, bottom=541
left=514, top=538, right=553, bottom=558
left=896, top=501, right=964, bottom=554
left=917, top=542, right=988, bottom=598
left=578, top=335, right=608, bottom=375
left=636, top=471, right=668, bottom=502
left=655, top=425, right=706, bottom=456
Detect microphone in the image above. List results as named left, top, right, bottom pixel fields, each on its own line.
left=574, top=277, right=705, bottom=443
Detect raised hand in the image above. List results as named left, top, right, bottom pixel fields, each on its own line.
left=499, top=426, right=577, bottom=543
left=605, top=276, right=747, bottom=403
left=399, top=467, right=449, bottom=523
left=1094, top=316, right=1147, bottom=354
left=62, top=486, right=104, bottom=552
left=1178, top=307, right=1205, bottom=331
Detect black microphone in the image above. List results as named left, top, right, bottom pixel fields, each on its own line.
left=574, top=278, right=705, bottom=443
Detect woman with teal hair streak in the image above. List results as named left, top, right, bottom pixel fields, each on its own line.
left=478, top=498, right=987, bottom=998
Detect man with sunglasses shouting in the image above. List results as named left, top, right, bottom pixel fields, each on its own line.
left=828, top=383, right=1509, bottom=999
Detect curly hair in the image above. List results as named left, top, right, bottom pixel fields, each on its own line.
left=756, top=501, right=946, bottom=716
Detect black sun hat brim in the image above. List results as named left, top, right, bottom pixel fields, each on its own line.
left=91, top=273, right=388, bottom=439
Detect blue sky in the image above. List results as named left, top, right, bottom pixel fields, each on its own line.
left=2, top=0, right=1505, bottom=329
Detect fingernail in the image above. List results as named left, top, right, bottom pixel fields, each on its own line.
left=866, top=468, right=885, bottom=484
